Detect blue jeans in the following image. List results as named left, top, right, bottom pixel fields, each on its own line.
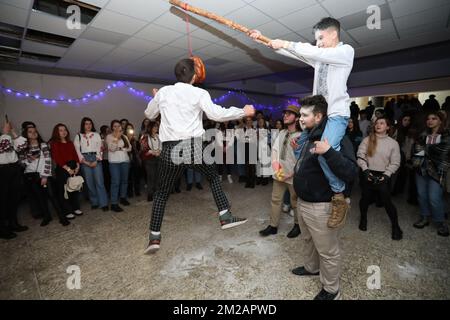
left=415, top=173, right=445, bottom=222
left=318, top=116, right=348, bottom=193
left=109, top=162, right=130, bottom=204
left=81, top=153, right=108, bottom=207
left=186, top=168, right=203, bottom=184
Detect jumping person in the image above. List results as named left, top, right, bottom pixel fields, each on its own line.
left=143, top=58, right=255, bottom=253
left=250, top=17, right=355, bottom=229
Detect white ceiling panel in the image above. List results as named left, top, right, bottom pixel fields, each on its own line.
left=81, top=27, right=129, bottom=45
left=321, top=0, right=386, bottom=19
left=119, top=37, right=165, bottom=53
left=21, top=39, right=67, bottom=57
left=80, top=0, right=109, bottom=8
left=0, top=3, right=28, bottom=27
left=282, top=4, right=330, bottom=32
left=151, top=45, right=189, bottom=59
left=195, top=43, right=235, bottom=57
left=394, top=5, right=449, bottom=31
left=224, top=5, right=272, bottom=29
left=28, top=10, right=85, bottom=38
left=19, top=57, right=56, bottom=67
left=347, top=19, right=397, bottom=45
left=57, top=38, right=115, bottom=68
left=249, top=0, right=317, bottom=19
left=0, top=0, right=32, bottom=10
left=90, top=9, right=148, bottom=35
left=388, top=0, right=450, bottom=18
left=398, top=22, right=447, bottom=39
left=106, top=0, right=168, bottom=22
left=252, top=20, right=293, bottom=39
left=152, top=10, right=204, bottom=34
left=185, top=0, right=248, bottom=16
left=94, top=47, right=148, bottom=65
left=170, top=35, right=212, bottom=50
left=134, top=23, right=184, bottom=44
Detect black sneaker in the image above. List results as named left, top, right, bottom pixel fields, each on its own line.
left=144, top=234, right=161, bottom=254
left=91, top=205, right=99, bottom=210
left=11, top=224, right=29, bottom=232
left=111, top=204, right=124, bottom=212
left=40, top=218, right=52, bottom=227
left=186, top=184, right=192, bottom=191
left=0, top=230, right=17, bottom=240
left=287, top=224, right=301, bottom=238
left=292, top=266, right=319, bottom=277
left=120, top=198, right=130, bottom=206
left=259, top=225, right=277, bottom=237
left=147, top=194, right=153, bottom=202
left=413, top=217, right=430, bottom=229
left=59, top=219, right=70, bottom=226
left=196, top=183, right=203, bottom=190
left=101, top=206, right=109, bottom=212
left=314, top=288, right=341, bottom=300
left=437, top=222, right=449, bottom=237
left=359, top=218, right=367, bottom=231
left=220, top=212, right=247, bottom=230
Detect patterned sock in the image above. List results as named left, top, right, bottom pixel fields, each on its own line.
left=219, top=209, right=229, bottom=216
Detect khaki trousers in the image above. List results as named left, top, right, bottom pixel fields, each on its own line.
left=297, top=198, right=341, bottom=294
left=270, top=180, right=298, bottom=227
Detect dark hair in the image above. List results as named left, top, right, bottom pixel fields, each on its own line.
left=367, top=117, right=391, bottom=157
left=299, top=95, right=328, bottom=116
left=426, top=111, right=447, bottom=134
left=141, top=118, right=150, bottom=131
left=147, top=121, right=159, bottom=137
left=313, top=17, right=340, bottom=38
left=80, top=117, right=96, bottom=134
left=111, top=119, right=130, bottom=149
left=50, top=123, right=71, bottom=142
left=175, top=58, right=195, bottom=83
left=100, top=125, right=109, bottom=137
left=25, top=126, right=44, bottom=146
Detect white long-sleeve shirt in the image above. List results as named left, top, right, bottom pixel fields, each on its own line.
left=277, top=42, right=354, bottom=118
left=0, top=135, right=27, bottom=164
left=144, top=82, right=246, bottom=142
left=106, top=134, right=131, bottom=163
left=74, top=132, right=102, bottom=161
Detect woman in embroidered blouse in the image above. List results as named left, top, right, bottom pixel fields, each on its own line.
left=74, top=117, right=109, bottom=212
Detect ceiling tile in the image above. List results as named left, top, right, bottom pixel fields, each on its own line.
left=195, top=43, right=235, bottom=57
left=250, top=0, right=316, bottom=19
left=170, top=35, right=212, bottom=50
left=28, top=10, right=86, bottom=38
left=394, top=5, right=449, bottom=31
left=0, top=3, right=28, bottom=27
left=90, top=9, right=148, bottom=35
left=0, top=0, right=32, bottom=10
left=151, top=45, right=189, bottom=59
left=321, top=0, right=385, bottom=19
left=106, top=0, right=168, bottom=22
left=81, top=27, right=129, bottom=45
left=134, top=24, right=184, bottom=44
left=224, top=5, right=272, bottom=29
left=21, top=39, right=67, bottom=57
left=80, top=0, right=109, bottom=8
left=388, top=0, right=450, bottom=18
left=119, top=37, right=165, bottom=53
left=152, top=10, right=203, bottom=34
left=252, top=20, right=292, bottom=38
left=281, top=4, right=330, bottom=32
left=339, top=3, right=392, bottom=30
left=398, top=22, right=447, bottom=39
left=57, top=38, right=115, bottom=68
left=347, top=19, right=397, bottom=45
left=19, top=57, right=56, bottom=67
left=186, top=0, right=248, bottom=16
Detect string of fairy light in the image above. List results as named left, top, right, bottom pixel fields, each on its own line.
left=0, top=81, right=299, bottom=113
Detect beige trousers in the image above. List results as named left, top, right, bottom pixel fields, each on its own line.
left=270, top=180, right=298, bottom=227
left=296, top=198, right=341, bottom=294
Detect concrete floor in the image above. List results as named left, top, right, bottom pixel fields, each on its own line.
left=1, top=179, right=449, bottom=300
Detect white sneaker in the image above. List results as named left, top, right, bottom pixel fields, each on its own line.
left=227, top=174, right=233, bottom=184
left=288, top=209, right=295, bottom=217
left=66, top=213, right=75, bottom=219
left=282, top=204, right=290, bottom=213
left=74, top=210, right=83, bottom=216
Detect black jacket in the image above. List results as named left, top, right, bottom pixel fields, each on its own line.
left=293, top=119, right=358, bottom=203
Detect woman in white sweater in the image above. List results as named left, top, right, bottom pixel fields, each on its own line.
left=357, top=116, right=402, bottom=240
left=74, top=117, right=109, bottom=211
left=106, top=120, right=132, bottom=212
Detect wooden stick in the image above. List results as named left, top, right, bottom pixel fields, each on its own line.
left=169, top=0, right=272, bottom=45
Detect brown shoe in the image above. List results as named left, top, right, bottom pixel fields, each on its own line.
left=328, top=193, right=349, bottom=228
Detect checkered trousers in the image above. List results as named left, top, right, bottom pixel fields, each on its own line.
left=149, top=137, right=230, bottom=232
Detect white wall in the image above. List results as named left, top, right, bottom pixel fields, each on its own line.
left=0, top=70, right=289, bottom=140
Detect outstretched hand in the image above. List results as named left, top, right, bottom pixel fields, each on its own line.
left=243, top=105, right=255, bottom=117
left=248, top=29, right=269, bottom=46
